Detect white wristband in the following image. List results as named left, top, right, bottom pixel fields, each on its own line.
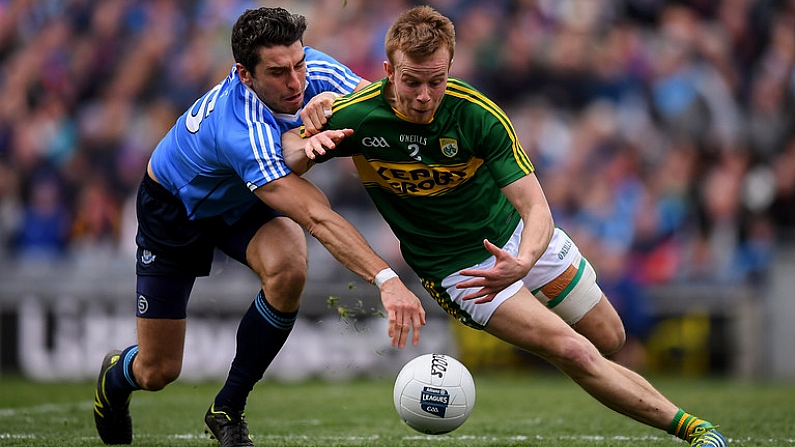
left=373, top=268, right=398, bottom=288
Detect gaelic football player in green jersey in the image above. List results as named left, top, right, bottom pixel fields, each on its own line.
left=283, top=5, right=727, bottom=447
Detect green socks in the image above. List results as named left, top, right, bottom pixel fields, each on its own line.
left=668, top=408, right=714, bottom=441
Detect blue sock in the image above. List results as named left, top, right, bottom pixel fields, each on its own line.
left=214, top=290, right=297, bottom=411
left=105, top=346, right=141, bottom=405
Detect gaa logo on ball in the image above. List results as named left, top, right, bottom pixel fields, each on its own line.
left=393, top=353, right=476, bottom=434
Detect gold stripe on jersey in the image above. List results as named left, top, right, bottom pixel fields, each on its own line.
left=446, top=79, right=534, bottom=174
left=299, top=83, right=383, bottom=137
left=352, top=154, right=484, bottom=197
left=332, top=81, right=382, bottom=113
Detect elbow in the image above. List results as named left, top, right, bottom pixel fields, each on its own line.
left=284, top=156, right=314, bottom=176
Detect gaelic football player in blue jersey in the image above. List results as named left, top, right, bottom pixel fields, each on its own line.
left=288, top=6, right=727, bottom=447
left=93, top=8, right=425, bottom=447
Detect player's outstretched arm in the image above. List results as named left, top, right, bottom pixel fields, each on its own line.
left=255, top=173, right=425, bottom=347
left=282, top=128, right=353, bottom=175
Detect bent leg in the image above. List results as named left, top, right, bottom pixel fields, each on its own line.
left=213, top=216, right=307, bottom=411
left=531, top=250, right=626, bottom=355
left=134, top=317, right=186, bottom=390
left=571, top=294, right=626, bottom=355
left=246, top=216, right=308, bottom=311
left=485, top=287, right=678, bottom=431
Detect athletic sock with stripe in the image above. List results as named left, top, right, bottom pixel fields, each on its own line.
left=213, top=290, right=297, bottom=411
left=668, top=408, right=714, bottom=441
left=104, top=345, right=141, bottom=405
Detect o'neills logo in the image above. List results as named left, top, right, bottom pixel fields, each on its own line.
left=352, top=156, right=483, bottom=196
left=399, top=134, right=427, bottom=145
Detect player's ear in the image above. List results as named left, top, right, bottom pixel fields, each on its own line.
left=384, top=61, right=394, bottom=81
left=236, top=63, right=253, bottom=88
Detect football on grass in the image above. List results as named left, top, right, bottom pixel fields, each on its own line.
left=393, top=353, right=476, bottom=434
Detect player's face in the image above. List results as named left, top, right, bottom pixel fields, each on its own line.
left=386, top=48, right=451, bottom=124
left=238, top=41, right=307, bottom=114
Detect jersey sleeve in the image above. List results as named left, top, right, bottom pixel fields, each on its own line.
left=473, top=100, right=534, bottom=187
left=446, top=79, right=534, bottom=187
left=303, top=46, right=362, bottom=98
left=221, top=88, right=292, bottom=190
left=480, top=113, right=534, bottom=188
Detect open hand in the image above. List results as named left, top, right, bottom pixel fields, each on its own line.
left=379, top=277, right=426, bottom=348
left=304, top=128, right=353, bottom=159
left=456, top=239, right=530, bottom=303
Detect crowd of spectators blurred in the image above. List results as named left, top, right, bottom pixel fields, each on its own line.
left=1, top=0, right=794, bottom=309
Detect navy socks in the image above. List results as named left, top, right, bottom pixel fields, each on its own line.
left=105, top=346, right=141, bottom=404
left=214, top=290, right=297, bottom=411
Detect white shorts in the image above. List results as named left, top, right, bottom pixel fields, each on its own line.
left=426, top=221, right=602, bottom=329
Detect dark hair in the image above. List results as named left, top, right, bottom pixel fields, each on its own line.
left=231, top=7, right=307, bottom=71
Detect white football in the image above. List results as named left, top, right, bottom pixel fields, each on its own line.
left=393, top=353, right=476, bottom=434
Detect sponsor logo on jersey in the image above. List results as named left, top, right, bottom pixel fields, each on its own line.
left=137, top=295, right=149, bottom=315
left=352, top=156, right=483, bottom=196
left=420, top=386, right=449, bottom=417
left=361, top=136, right=390, bottom=148
left=440, top=138, right=458, bottom=157
left=399, top=134, right=427, bottom=145
left=141, top=250, right=156, bottom=265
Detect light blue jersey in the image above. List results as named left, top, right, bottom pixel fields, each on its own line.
left=149, top=46, right=361, bottom=224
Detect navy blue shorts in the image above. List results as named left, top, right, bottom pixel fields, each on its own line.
left=134, top=173, right=281, bottom=319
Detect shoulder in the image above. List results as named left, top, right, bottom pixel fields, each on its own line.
left=445, top=78, right=495, bottom=107
left=303, top=46, right=362, bottom=93
left=337, top=80, right=385, bottom=109
left=303, top=46, right=349, bottom=71
left=303, top=46, right=329, bottom=61
left=326, top=80, right=385, bottom=124
left=445, top=78, right=510, bottom=120
left=229, top=74, right=277, bottom=124
left=209, top=74, right=280, bottom=147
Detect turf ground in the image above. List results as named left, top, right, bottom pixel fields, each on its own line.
left=0, top=372, right=793, bottom=446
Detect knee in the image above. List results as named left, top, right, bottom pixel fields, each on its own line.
left=594, top=324, right=626, bottom=356
left=572, top=310, right=627, bottom=356
left=545, top=335, right=602, bottom=377
left=134, top=359, right=181, bottom=391
left=262, top=257, right=307, bottom=293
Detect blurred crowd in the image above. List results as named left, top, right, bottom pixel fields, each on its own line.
left=1, top=0, right=794, bottom=315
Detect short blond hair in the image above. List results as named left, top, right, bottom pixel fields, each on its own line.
left=384, top=6, right=455, bottom=64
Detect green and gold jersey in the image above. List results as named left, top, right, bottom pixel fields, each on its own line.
left=315, top=78, right=534, bottom=279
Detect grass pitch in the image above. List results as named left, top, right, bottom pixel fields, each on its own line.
left=0, top=372, right=793, bottom=446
